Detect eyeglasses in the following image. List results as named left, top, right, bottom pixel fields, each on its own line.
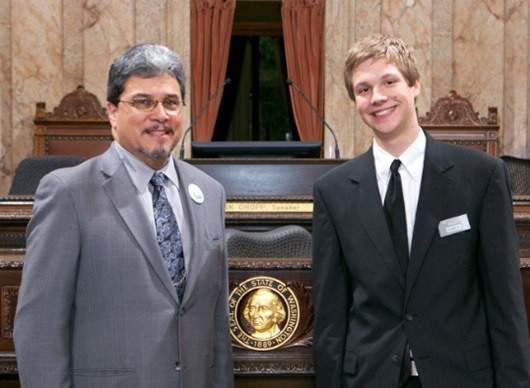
left=118, top=98, right=185, bottom=114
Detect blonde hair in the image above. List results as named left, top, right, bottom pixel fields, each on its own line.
left=344, top=34, right=420, bottom=101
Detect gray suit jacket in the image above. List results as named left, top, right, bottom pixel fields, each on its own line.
left=312, top=133, right=529, bottom=387
left=14, top=146, right=234, bottom=387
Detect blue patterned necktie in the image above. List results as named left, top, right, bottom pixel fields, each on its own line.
left=150, top=172, right=186, bottom=300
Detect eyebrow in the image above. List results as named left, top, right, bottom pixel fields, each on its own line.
left=129, top=93, right=181, bottom=99
left=381, top=72, right=400, bottom=80
left=354, top=72, right=400, bottom=88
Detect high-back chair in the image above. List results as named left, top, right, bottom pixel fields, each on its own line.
left=9, top=155, right=85, bottom=195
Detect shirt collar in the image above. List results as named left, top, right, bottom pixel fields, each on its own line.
left=112, top=141, right=180, bottom=193
left=373, top=130, right=426, bottom=182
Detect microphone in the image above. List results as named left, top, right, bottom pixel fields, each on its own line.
left=179, top=78, right=231, bottom=159
left=286, top=78, right=340, bottom=159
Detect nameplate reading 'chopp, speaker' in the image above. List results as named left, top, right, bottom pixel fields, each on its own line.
left=226, top=202, right=313, bottom=213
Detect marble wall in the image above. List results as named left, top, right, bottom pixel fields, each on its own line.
left=0, top=0, right=190, bottom=195
left=0, top=0, right=529, bottom=194
left=324, top=0, right=530, bottom=158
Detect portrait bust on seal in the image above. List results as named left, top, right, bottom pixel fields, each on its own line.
left=242, top=288, right=286, bottom=339
left=229, top=276, right=300, bottom=351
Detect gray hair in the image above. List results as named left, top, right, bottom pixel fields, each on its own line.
left=107, top=44, right=186, bottom=105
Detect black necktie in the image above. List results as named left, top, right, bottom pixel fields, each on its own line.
left=384, top=159, right=409, bottom=275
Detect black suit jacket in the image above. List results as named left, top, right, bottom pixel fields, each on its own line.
left=312, top=133, right=530, bottom=387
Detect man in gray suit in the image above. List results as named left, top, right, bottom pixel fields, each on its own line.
left=14, top=44, right=234, bottom=387
left=312, top=35, right=529, bottom=387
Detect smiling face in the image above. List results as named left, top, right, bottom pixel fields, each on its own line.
left=351, top=57, right=421, bottom=155
left=106, top=73, right=184, bottom=170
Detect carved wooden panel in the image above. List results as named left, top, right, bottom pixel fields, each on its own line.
left=0, top=270, right=18, bottom=374
left=229, top=258, right=314, bottom=381
left=419, top=90, right=499, bottom=156
left=0, top=260, right=22, bottom=353
left=33, top=85, right=112, bottom=158
left=1, top=286, right=18, bottom=341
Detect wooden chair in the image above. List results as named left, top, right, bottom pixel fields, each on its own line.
left=33, top=85, right=112, bottom=158
left=419, top=90, right=499, bottom=156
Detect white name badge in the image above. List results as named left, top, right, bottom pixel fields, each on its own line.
left=188, top=183, right=204, bottom=204
left=438, top=214, right=471, bottom=237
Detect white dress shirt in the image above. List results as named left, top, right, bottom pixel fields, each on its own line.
left=373, top=130, right=426, bottom=251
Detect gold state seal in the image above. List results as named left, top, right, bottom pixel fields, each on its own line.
left=229, top=276, right=300, bottom=351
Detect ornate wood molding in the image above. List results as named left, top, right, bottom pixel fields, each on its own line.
left=35, top=85, right=108, bottom=121
left=0, top=352, right=17, bottom=375
left=419, top=90, right=499, bottom=156
left=1, top=286, right=18, bottom=339
left=229, top=259, right=312, bottom=270
left=419, top=90, right=497, bottom=126
left=33, top=86, right=112, bottom=157
left=233, top=360, right=313, bottom=375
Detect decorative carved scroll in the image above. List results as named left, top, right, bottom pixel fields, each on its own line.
left=33, top=85, right=112, bottom=157
left=419, top=90, right=499, bottom=156
left=35, top=85, right=108, bottom=121
left=419, top=90, right=497, bottom=126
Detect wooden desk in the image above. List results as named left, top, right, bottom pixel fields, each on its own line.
left=192, top=158, right=342, bottom=233
left=1, top=198, right=530, bottom=386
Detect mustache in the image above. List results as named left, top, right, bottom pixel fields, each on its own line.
left=143, top=123, right=174, bottom=134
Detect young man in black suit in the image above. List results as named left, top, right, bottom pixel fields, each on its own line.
left=312, top=34, right=529, bottom=387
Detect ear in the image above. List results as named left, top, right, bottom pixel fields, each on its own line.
left=412, top=78, right=421, bottom=98
left=106, top=101, right=118, bottom=129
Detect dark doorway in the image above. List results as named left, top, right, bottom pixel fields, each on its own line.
left=212, top=0, right=297, bottom=142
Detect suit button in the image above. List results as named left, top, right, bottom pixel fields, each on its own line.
left=174, top=362, right=181, bottom=371
left=405, top=314, right=413, bottom=321
left=392, top=355, right=401, bottom=364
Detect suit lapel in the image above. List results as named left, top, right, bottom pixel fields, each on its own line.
left=406, top=134, right=454, bottom=302
left=349, top=151, right=406, bottom=289
left=100, top=148, right=181, bottom=305
left=174, top=160, right=207, bottom=305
